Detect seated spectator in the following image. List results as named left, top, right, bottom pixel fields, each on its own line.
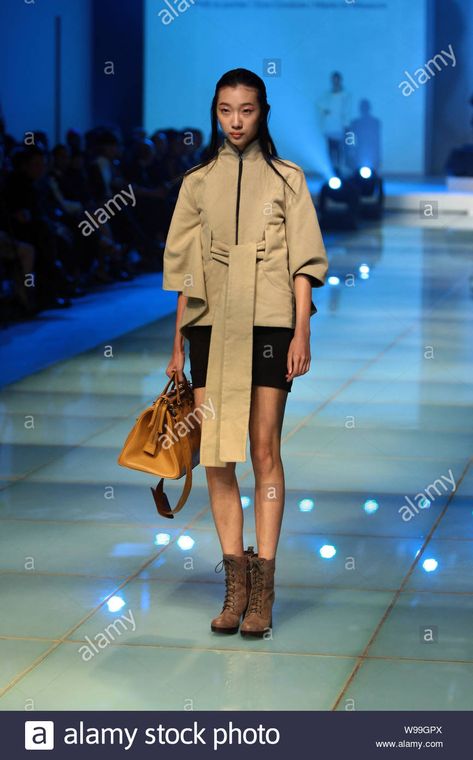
left=123, top=138, right=173, bottom=263
left=181, top=127, right=205, bottom=170
left=65, top=128, right=82, bottom=155
left=4, top=145, right=73, bottom=309
left=88, top=130, right=153, bottom=276
left=48, top=144, right=83, bottom=217
left=63, top=149, right=92, bottom=206
left=0, top=118, right=223, bottom=323
left=0, top=231, right=37, bottom=315
left=62, top=145, right=132, bottom=284
left=0, top=185, right=38, bottom=316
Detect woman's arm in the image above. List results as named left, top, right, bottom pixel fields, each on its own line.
left=165, top=291, right=188, bottom=380
left=174, top=292, right=188, bottom=351
left=293, top=273, right=312, bottom=338
left=286, top=274, right=312, bottom=381
left=285, top=167, right=329, bottom=290
left=162, top=173, right=202, bottom=381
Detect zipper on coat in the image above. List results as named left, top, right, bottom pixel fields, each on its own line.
left=235, top=152, right=243, bottom=244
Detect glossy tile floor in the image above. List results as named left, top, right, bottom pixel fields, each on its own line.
left=1, top=214, right=472, bottom=711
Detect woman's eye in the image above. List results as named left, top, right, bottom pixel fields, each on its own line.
left=219, top=107, right=254, bottom=114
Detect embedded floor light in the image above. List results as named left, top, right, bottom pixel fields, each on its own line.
left=107, top=596, right=126, bottom=613
left=363, top=498, right=379, bottom=514
left=177, top=535, right=195, bottom=551
left=155, top=532, right=171, bottom=546
left=298, top=498, right=315, bottom=512
left=319, top=544, right=336, bottom=559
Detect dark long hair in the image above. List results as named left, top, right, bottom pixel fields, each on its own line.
left=179, top=68, right=296, bottom=192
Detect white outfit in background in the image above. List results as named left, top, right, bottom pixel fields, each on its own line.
left=318, top=90, right=352, bottom=138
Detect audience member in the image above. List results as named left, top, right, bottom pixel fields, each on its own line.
left=0, top=121, right=210, bottom=322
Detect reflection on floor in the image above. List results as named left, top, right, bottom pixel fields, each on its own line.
left=1, top=215, right=472, bottom=710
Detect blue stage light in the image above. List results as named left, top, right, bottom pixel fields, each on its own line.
left=359, top=263, right=370, bottom=274
left=328, top=275, right=340, bottom=285
left=328, top=176, right=342, bottom=190
left=177, top=535, right=195, bottom=550
left=319, top=544, right=336, bottom=559
left=155, top=532, right=171, bottom=546
left=363, top=498, right=379, bottom=514
left=107, top=596, right=126, bottom=612
left=298, top=498, right=314, bottom=512
left=360, top=166, right=372, bottom=179
left=422, top=558, right=438, bottom=572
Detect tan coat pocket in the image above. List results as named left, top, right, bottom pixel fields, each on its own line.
left=260, top=224, right=293, bottom=295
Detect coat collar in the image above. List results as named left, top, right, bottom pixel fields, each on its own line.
left=219, top=135, right=264, bottom=162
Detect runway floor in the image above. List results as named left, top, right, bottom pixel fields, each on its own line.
left=1, top=213, right=472, bottom=710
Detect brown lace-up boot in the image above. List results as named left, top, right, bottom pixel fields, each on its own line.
left=211, top=546, right=255, bottom=634
left=240, top=556, right=275, bottom=638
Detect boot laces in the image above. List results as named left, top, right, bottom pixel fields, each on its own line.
left=247, top=559, right=265, bottom=614
left=214, top=557, right=238, bottom=611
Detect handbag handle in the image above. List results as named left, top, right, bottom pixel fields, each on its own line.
left=150, top=423, right=194, bottom=518
left=149, top=369, right=195, bottom=518
left=160, top=369, right=188, bottom=400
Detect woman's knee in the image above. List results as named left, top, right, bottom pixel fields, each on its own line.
left=250, top=440, right=281, bottom=474
left=205, top=460, right=236, bottom=485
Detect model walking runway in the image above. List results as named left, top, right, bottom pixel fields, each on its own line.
left=1, top=213, right=472, bottom=709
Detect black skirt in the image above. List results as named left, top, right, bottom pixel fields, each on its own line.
left=187, top=325, right=295, bottom=392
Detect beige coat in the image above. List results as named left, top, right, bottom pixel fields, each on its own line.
left=163, top=136, right=329, bottom=467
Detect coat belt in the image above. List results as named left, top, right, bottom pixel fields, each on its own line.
left=200, top=237, right=266, bottom=467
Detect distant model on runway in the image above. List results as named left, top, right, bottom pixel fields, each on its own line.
left=163, top=67, right=329, bottom=638
left=317, top=70, right=352, bottom=175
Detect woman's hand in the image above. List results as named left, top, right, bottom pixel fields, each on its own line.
left=165, top=347, right=185, bottom=382
left=286, top=331, right=311, bottom=381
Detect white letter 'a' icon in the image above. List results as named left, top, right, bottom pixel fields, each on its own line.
left=24, top=721, right=55, bottom=750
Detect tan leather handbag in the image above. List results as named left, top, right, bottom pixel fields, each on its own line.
left=117, top=371, right=201, bottom=519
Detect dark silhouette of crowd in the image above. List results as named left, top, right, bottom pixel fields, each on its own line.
left=0, top=118, right=213, bottom=323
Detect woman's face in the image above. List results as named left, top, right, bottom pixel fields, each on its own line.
left=216, top=85, right=261, bottom=151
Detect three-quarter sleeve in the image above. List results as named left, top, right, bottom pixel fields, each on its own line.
left=285, top=168, right=329, bottom=288
left=162, top=175, right=204, bottom=296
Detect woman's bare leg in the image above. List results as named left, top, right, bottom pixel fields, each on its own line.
left=193, top=386, right=244, bottom=556
left=248, top=386, right=288, bottom=560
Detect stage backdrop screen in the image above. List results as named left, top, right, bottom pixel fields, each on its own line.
left=144, top=0, right=428, bottom=175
